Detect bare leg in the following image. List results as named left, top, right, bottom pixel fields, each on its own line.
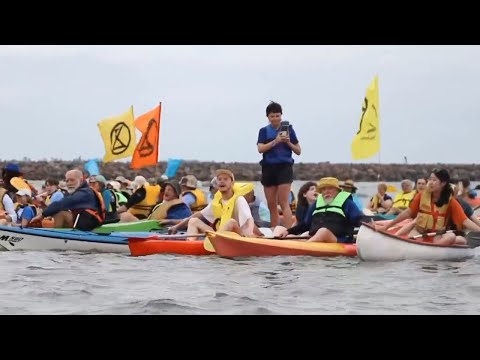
left=186, top=217, right=214, bottom=241
left=264, top=186, right=279, bottom=228
left=433, top=232, right=457, bottom=246
left=219, top=219, right=241, bottom=234
left=308, top=228, right=337, bottom=243
left=119, top=212, right=139, bottom=223
left=0, top=219, right=8, bottom=226
left=53, top=211, right=74, bottom=228
left=277, top=183, right=293, bottom=228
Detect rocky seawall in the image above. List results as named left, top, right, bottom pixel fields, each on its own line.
left=2, top=160, right=479, bottom=183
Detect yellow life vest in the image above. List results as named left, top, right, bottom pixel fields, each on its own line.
left=0, top=188, right=6, bottom=211
left=148, top=199, right=185, bottom=220
left=182, top=188, right=207, bottom=212
left=45, top=189, right=63, bottom=206
left=392, top=191, right=415, bottom=209
left=211, top=182, right=254, bottom=230
left=129, top=184, right=159, bottom=218
left=415, top=191, right=451, bottom=232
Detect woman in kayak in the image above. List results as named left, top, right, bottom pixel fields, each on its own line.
left=377, top=168, right=480, bottom=245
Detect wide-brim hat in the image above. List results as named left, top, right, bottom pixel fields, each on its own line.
left=317, top=177, right=342, bottom=191
left=340, top=179, right=358, bottom=191
left=164, top=182, right=182, bottom=198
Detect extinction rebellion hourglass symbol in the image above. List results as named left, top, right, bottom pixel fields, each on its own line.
left=137, top=118, right=157, bottom=157
left=110, top=122, right=132, bottom=155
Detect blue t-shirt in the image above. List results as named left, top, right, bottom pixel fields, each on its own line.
left=17, top=206, right=35, bottom=224
left=257, top=124, right=299, bottom=165
left=50, top=191, right=64, bottom=203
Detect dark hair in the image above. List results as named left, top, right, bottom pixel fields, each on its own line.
left=45, top=178, right=59, bottom=186
left=431, top=168, right=453, bottom=207
left=296, top=181, right=317, bottom=210
left=266, top=101, right=282, bottom=116
left=460, top=178, right=470, bottom=189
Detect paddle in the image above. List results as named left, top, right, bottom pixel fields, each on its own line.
left=130, top=233, right=206, bottom=241
left=387, top=185, right=398, bottom=193
left=410, top=230, right=454, bottom=239
left=10, top=177, right=30, bottom=191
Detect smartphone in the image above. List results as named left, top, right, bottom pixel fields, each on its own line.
left=279, top=120, right=290, bottom=137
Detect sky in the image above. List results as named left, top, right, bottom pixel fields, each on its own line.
left=1, top=45, right=479, bottom=164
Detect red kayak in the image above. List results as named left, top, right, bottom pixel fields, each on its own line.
left=128, top=235, right=214, bottom=257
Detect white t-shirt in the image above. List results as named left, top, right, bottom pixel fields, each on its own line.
left=201, top=196, right=253, bottom=227
left=2, top=194, right=17, bottom=223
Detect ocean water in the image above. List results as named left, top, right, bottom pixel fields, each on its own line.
left=4, top=181, right=479, bottom=314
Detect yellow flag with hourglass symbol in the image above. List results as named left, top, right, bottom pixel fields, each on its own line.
left=97, top=106, right=137, bottom=162
left=351, top=76, right=380, bottom=160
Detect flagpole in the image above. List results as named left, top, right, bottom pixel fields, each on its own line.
left=155, top=101, right=162, bottom=177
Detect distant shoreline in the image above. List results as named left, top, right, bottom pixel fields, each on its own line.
left=2, top=160, right=479, bottom=182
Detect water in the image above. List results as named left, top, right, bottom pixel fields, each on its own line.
left=3, top=251, right=480, bottom=314
left=6, top=180, right=479, bottom=314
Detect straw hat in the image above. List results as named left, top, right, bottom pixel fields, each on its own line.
left=317, top=177, right=341, bottom=191
left=340, top=179, right=358, bottom=192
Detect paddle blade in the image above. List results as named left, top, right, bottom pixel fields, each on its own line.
left=387, top=185, right=397, bottom=192
left=10, top=177, right=30, bottom=191
left=164, top=158, right=183, bottom=178
left=204, top=233, right=216, bottom=252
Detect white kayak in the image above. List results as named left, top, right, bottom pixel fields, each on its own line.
left=0, top=225, right=131, bottom=253
left=356, top=222, right=476, bottom=261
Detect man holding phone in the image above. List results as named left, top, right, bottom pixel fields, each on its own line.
left=257, top=101, right=302, bottom=228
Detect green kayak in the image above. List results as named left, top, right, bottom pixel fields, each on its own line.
left=42, top=219, right=163, bottom=234
left=92, top=220, right=163, bottom=234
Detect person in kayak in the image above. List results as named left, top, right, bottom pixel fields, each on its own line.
left=169, top=169, right=259, bottom=240
left=274, top=177, right=363, bottom=243
left=377, top=168, right=480, bottom=245
left=30, top=169, right=105, bottom=231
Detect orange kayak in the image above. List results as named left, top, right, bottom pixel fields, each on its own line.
left=206, top=231, right=357, bottom=258
left=128, top=236, right=214, bottom=257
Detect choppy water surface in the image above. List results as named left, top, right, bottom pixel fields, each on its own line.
left=2, top=250, right=479, bottom=314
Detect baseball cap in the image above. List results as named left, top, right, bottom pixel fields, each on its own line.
left=16, top=189, right=32, bottom=197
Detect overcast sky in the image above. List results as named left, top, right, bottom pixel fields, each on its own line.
left=1, top=45, right=479, bottom=164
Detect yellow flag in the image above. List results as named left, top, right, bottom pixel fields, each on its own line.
left=97, top=106, right=137, bottom=162
left=351, top=76, right=380, bottom=160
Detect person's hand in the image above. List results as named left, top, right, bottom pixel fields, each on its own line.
left=31, top=214, right=44, bottom=224
left=277, top=229, right=289, bottom=238
left=375, top=220, right=392, bottom=233
left=279, top=133, right=290, bottom=143
left=169, top=225, right=178, bottom=234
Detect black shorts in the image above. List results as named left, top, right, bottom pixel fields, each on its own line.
left=261, top=163, right=294, bottom=187
left=73, top=210, right=102, bottom=231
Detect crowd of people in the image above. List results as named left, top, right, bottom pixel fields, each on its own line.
left=1, top=101, right=478, bottom=246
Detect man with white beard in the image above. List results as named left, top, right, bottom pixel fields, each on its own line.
left=274, top=177, right=363, bottom=243
left=30, top=170, right=105, bottom=230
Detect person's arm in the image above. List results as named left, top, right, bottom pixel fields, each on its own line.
left=257, top=127, right=282, bottom=154
left=288, top=202, right=314, bottom=235
left=20, top=207, right=35, bottom=228
left=345, top=199, right=364, bottom=227
left=117, top=188, right=146, bottom=213
left=169, top=203, right=214, bottom=233
left=282, top=126, right=301, bottom=155
left=2, top=196, right=17, bottom=223
left=42, top=190, right=90, bottom=217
